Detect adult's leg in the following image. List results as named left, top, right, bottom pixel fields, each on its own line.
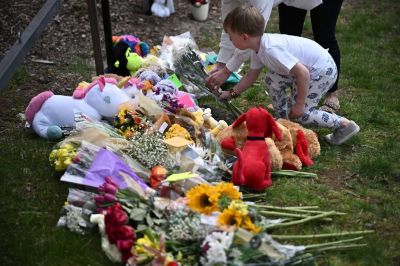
left=311, top=0, right=344, bottom=94
left=278, top=3, right=307, bottom=36
left=217, top=0, right=241, bottom=64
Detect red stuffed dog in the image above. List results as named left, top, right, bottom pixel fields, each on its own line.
left=227, top=107, right=282, bottom=192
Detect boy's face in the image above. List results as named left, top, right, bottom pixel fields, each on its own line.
left=227, top=29, right=249, bottom=50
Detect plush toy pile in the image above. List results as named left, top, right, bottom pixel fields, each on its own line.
left=25, top=32, right=368, bottom=265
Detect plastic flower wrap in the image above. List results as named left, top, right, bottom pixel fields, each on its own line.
left=114, top=107, right=150, bottom=139
left=61, top=141, right=100, bottom=181
left=57, top=188, right=98, bottom=235
left=60, top=141, right=151, bottom=192
left=49, top=142, right=78, bottom=171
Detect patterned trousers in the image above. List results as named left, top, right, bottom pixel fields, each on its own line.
left=264, top=57, right=342, bottom=129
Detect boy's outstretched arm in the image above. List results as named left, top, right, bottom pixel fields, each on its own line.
left=219, top=68, right=262, bottom=100
left=289, top=63, right=310, bottom=119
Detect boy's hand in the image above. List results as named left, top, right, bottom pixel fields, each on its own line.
left=219, top=90, right=232, bottom=101
left=206, top=67, right=232, bottom=91
left=289, top=103, right=305, bottom=119
left=208, top=62, right=226, bottom=75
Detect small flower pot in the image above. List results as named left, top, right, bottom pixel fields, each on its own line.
left=191, top=2, right=209, bottom=22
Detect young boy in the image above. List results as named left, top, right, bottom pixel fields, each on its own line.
left=217, top=5, right=359, bottom=145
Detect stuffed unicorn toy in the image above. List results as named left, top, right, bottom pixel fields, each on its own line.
left=25, top=77, right=131, bottom=140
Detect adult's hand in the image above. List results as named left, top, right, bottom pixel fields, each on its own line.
left=206, top=66, right=232, bottom=91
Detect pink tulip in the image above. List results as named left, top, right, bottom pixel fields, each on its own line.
left=105, top=176, right=119, bottom=188
left=104, top=183, right=118, bottom=194
left=103, top=193, right=117, bottom=202
left=94, top=195, right=105, bottom=203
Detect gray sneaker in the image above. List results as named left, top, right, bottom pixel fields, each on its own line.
left=325, top=121, right=360, bottom=145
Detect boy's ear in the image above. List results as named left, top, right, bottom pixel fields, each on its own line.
left=242, top=33, right=249, bottom=41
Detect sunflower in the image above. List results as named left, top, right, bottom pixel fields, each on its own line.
left=186, top=184, right=218, bottom=215
left=214, top=182, right=242, bottom=201
left=217, top=208, right=244, bottom=227
left=242, top=216, right=262, bottom=233
left=228, top=200, right=248, bottom=216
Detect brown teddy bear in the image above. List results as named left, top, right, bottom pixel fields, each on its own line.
left=216, top=119, right=320, bottom=171
left=272, top=122, right=303, bottom=170
left=277, top=119, right=320, bottom=160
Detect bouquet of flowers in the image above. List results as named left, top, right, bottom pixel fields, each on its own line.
left=114, top=107, right=150, bottom=139
left=49, top=142, right=78, bottom=171
left=126, top=132, right=176, bottom=171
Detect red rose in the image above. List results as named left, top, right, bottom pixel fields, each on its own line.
left=116, top=239, right=134, bottom=251
left=134, top=116, right=142, bottom=124
left=105, top=226, right=118, bottom=244
left=105, top=203, right=128, bottom=226
left=121, top=250, right=133, bottom=262
left=116, top=225, right=134, bottom=240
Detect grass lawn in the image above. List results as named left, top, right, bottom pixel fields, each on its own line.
left=0, top=0, right=399, bottom=265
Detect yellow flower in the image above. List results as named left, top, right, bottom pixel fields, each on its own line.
left=228, top=200, right=248, bottom=216
left=214, top=182, right=242, bottom=201
left=242, top=216, right=262, bottom=233
left=134, top=235, right=158, bottom=256
left=165, top=124, right=192, bottom=142
left=218, top=208, right=244, bottom=227
left=186, top=184, right=218, bottom=215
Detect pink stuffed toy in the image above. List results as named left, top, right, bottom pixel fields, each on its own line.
left=229, top=107, right=282, bottom=192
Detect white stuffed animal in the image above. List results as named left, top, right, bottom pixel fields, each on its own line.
left=25, top=77, right=131, bottom=140
left=151, top=0, right=173, bottom=18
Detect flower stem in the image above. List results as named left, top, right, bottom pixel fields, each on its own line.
left=304, top=236, right=364, bottom=249
left=310, top=243, right=367, bottom=252
left=254, top=204, right=346, bottom=215
left=259, top=210, right=332, bottom=221
left=270, top=230, right=374, bottom=240
left=285, top=206, right=320, bottom=209
left=272, top=170, right=317, bottom=178
left=265, top=211, right=336, bottom=229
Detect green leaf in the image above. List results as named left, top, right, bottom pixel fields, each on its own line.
left=130, top=208, right=147, bottom=221
left=146, top=213, right=154, bottom=227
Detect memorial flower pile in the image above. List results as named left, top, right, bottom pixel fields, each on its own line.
left=48, top=34, right=372, bottom=265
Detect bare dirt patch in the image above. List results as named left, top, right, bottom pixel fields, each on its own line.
left=0, top=0, right=222, bottom=113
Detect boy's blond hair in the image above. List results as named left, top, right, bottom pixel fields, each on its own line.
left=223, top=5, right=265, bottom=36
